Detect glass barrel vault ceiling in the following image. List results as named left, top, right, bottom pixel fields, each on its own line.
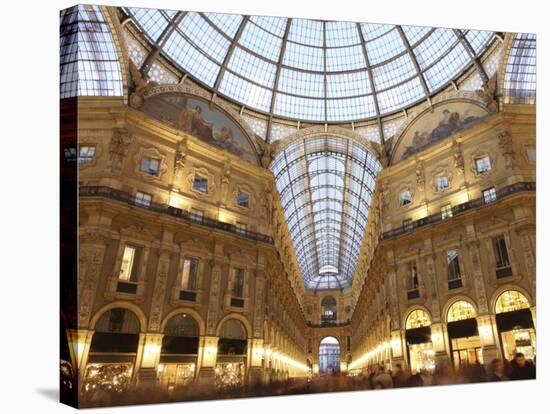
left=124, top=7, right=495, bottom=123
left=271, top=136, right=381, bottom=290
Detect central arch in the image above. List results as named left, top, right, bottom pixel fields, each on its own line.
left=319, top=336, right=340, bottom=374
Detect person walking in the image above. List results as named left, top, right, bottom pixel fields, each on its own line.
left=510, top=353, right=536, bottom=380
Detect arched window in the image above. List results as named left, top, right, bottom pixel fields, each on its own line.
left=495, top=290, right=530, bottom=314
left=406, top=309, right=431, bottom=329
left=94, top=308, right=140, bottom=334
left=218, top=319, right=248, bottom=355
left=447, top=301, right=477, bottom=322
left=162, top=314, right=200, bottom=355
left=321, top=296, right=337, bottom=322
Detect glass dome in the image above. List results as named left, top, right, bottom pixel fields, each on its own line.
left=124, top=8, right=494, bottom=123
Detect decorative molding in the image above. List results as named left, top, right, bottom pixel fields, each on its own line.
left=232, top=182, right=256, bottom=211
left=470, top=148, right=496, bottom=180
left=108, top=128, right=133, bottom=173
left=430, top=163, right=453, bottom=194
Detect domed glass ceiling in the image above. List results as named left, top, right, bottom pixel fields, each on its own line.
left=125, top=8, right=494, bottom=122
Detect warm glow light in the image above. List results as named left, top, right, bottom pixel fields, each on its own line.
left=455, top=190, right=470, bottom=205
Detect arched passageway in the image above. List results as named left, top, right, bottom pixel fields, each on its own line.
left=319, top=336, right=340, bottom=374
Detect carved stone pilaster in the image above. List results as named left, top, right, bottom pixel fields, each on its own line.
left=219, top=161, right=231, bottom=207
left=519, top=231, right=536, bottom=298
left=498, top=129, right=515, bottom=169
left=206, top=261, right=223, bottom=335
left=467, top=241, right=489, bottom=313
left=78, top=233, right=110, bottom=328
left=253, top=271, right=266, bottom=338
left=423, top=254, right=440, bottom=321
left=147, top=248, right=172, bottom=331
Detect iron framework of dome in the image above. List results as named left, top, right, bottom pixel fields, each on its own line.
left=123, top=8, right=495, bottom=123
left=271, top=136, right=381, bottom=290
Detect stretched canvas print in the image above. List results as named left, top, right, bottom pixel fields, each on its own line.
left=60, top=3, right=537, bottom=408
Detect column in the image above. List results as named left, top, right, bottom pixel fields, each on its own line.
left=136, top=333, right=163, bottom=387
left=197, top=336, right=218, bottom=385
left=430, top=323, right=450, bottom=366
left=248, top=338, right=264, bottom=385
left=67, top=328, right=94, bottom=378
left=476, top=314, right=500, bottom=364
left=390, top=330, right=406, bottom=370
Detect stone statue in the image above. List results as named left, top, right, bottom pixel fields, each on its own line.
left=452, top=141, right=464, bottom=174
left=129, top=60, right=149, bottom=109
left=475, top=74, right=499, bottom=113
left=109, top=128, right=133, bottom=172
left=498, top=129, right=515, bottom=168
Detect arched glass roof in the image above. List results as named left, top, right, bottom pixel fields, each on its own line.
left=60, top=5, right=123, bottom=98
left=271, top=136, right=381, bottom=291
left=124, top=8, right=494, bottom=123
left=503, top=33, right=536, bottom=104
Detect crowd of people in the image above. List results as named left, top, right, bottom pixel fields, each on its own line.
left=75, top=353, right=536, bottom=407
left=363, top=352, right=536, bottom=389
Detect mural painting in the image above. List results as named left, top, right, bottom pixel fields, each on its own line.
left=141, top=94, right=259, bottom=164
left=393, top=101, right=489, bottom=162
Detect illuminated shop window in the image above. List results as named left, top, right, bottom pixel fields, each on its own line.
left=236, top=191, right=250, bottom=208
left=193, top=175, right=209, bottom=193
left=447, top=300, right=477, bottom=322
left=495, top=290, right=530, bottom=314
left=78, top=145, right=96, bottom=164
left=119, top=246, right=138, bottom=281
left=181, top=258, right=199, bottom=290
left=405, top=309, right=431, bottom=329
left=140, top=156, right=160, bottom=175
left=475, top=155, right=492, bottom=173
left=483, top=187, right=497, bottom=204
left=135, top=191, right=152, bottom=207
left=441, top=203, right=453, bottom=220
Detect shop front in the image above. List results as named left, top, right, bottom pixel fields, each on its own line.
left=446, top=301, right=482, bottom=368
left=495, top=290, right=536, bottom=361
left=404, top=309, right=435, bottom=373
left=84, top=308, right=141, bottom=393
left=157, top=313, right=200, bottom=389
left=216, top=319, right=248, bottom=388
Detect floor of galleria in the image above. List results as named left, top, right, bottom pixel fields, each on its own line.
left=60, top=4, right=536, bottom=407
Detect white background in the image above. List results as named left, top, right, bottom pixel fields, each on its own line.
left=0, top=0, right=547, bottom=412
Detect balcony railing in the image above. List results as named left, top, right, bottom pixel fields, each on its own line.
left=79, top=186, right=274, bottom=244
left=381, top=182, right=535, bottom=240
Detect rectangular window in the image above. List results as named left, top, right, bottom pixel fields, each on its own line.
left=483, top=187, right=497, bottom=204
left=135, top=191, right=152, bottom=207
left=78, top=145, right=96, bottom=164
left=236, top=222, right=248, bottom=235
left=181, top=257, right=199, bottom=291
left=119, top=245, right=138, bottom=281
left=399, top=191, right=412, bottom=207
left=441, top=203, right=453, bottom=220
left=140, top=156, right=160, bottom=175
left=232, top=268, right=245, bottom=298
left=236, top=191, right=250, bottom=208
left=403, top=219, right=413, bottom=232
left=475, top=156, right=492, bottom=173
left=447, top=249, right=462, bottom=289
left=406, top=262, right=419, bottom=291
left=493, top=235, right=510, bottom=269
left=193, top=175, right=208, bottom=193
left=436, top=175, right=449, bottom=192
